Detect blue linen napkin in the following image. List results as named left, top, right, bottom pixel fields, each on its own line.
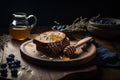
left=90, top=39, right=120, bottom=68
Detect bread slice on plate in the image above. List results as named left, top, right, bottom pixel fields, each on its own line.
left=33, top=30, right=70, bottom=57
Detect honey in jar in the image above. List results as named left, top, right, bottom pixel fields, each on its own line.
left=9, top=12, right=37, bottom=41
left=9, top=26, right=31, bottom=41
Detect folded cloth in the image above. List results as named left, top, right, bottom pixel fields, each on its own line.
left=90, top=39, right=120, bottom=68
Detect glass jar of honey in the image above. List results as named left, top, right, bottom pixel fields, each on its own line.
left=9, top=12, right=37, bottom=41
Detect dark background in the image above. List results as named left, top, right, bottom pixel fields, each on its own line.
left=0, top=0, right=120, bottom=34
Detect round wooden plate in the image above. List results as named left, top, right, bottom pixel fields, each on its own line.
left=20, top=40, right=96, bottom=67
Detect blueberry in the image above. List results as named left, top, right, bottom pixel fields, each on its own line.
left=95, top=20, right=99, bottom=23
left=14, top=60, right=21, bottom=65
left=81, top=45, right=87, bottom=51
left=11, top=68, right=18, bottom=74
left=0, top=73, right=8, bottom=77
left=6, top=57, right=14, bottom=62
left=111, top=21, right=116, bottom=24
left=12, top=73, right=18, bottom=77
left=8, top=54, right=15, bottom=58
left=0, top=63, right=7, bottom=68
left=9, top=64, right=17, bottom=69
left=8, top=61, right=13, bottom=66
left=94, top=19, right=100, bottom=23
left=107, top=21, right=113, bottom=25
left=85, top=34, right=90, bottom=37
left=0, top=68, right=8, bottom=74
left=11, top=68, right=18, bottom=77
left=61, top=25, right=65, bottom=29
left=52, top=26, right=57, bottom=30
left=14, top=60, right=21, bottom=67
left=59, top=25, right=66, bottom=31
left=59, top=29, right=65, bottom=31
left=104, top=21, right=109, bottom=24
left=57, top=26, right=62, bottom=30
left=90, top=39, right=99, bottom=47
left=99, top=20, right=103, bottom=24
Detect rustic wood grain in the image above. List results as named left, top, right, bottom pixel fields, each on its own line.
left=0, top=32, right=97, bottom=80
left=1, top=27, right=120, bottom=80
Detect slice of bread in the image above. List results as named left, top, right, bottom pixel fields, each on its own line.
left=33, top=30, right=70, bottom=57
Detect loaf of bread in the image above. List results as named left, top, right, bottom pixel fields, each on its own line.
left=33, top=30, right=70, bottom=57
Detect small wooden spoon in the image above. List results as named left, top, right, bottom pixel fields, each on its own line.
left=63, top=37, right=92, bottom=57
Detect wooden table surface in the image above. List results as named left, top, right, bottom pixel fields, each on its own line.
left=0, top=26, right=120, bottom=80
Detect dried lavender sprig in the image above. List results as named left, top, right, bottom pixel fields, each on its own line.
left=65, top=17, right=87, bottom=32
left=89, top=14, right=101, bottom=21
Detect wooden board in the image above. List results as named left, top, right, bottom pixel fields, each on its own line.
left=20, top=39, right=96, bottom=68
